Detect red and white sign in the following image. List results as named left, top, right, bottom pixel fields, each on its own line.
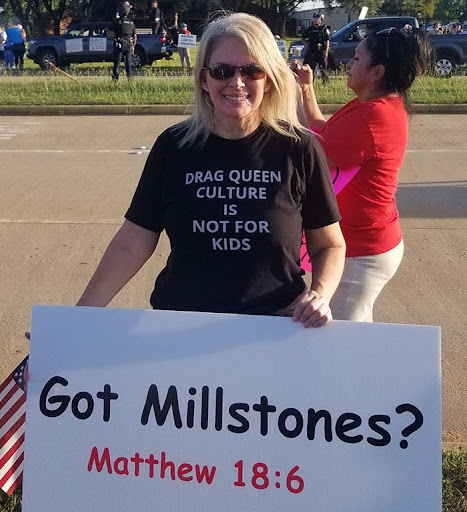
left=23, top=306, right=441, bottom=511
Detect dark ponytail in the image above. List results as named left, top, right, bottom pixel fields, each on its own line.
left=365, top=27, right=433, bottom=97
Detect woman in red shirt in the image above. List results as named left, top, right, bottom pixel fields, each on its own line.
left=296, top=27, right=431, bottom=321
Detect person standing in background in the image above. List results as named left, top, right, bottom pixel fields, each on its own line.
left=112, top=1, right=137, bottom=80
left=295, top=27, right=432, bottom=322
left=174, top=13, right=192, bottom=71
left=3, top=39, right=15, bottom=70
left=147, top=0, right=164, bottom=34
left=0, top=26, right=7, bottom=69
left=301, top=13, right=330, bottom=84
left=429, top=22, right=442, bottom=35
left=6, top=18, right=26, bottom=71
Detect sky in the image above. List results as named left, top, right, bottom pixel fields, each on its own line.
left=295, top=1, right=326, bottom=12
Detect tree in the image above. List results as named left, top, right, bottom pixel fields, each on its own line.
left=41, top=0, right=67, bottom=34
left=1, top=0, right=37, bottom=35
left=69, top=0, right=109, bottom=23
left=322, top=0, right=382, bottom=18
left=434, top=0, right=467, bottom=23
left=253, top=0, right=308, bottom=36
left=379, top=0, right=438, bottom=21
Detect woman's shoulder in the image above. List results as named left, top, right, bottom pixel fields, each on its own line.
left=294, top=127, right=323, bottom=152
left=358, top=97, right=407, bottom=131
left=360, top=96, right=406, bottom=118
left=266, top=122, right=315, bottom=148
left=322, top=98, right=367, bottom=130
left=276, top=126, right=328, bottom=164
left=156, top=121, right=190, bottom=145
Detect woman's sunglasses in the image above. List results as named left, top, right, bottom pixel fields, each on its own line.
left=203, top=63, right=267, bottom=80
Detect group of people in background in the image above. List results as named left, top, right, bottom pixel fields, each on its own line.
left=1, top=7, right=433, bottom=325
left=147, top=1, right=192, bottom=70
left=429, top=21, right=466, bottom=35
left=0, top=19, right=26, bottom=71
left=111, top=0, right=192, bottom=79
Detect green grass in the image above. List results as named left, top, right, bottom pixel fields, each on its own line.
left=2, top=40, right=466, bottom=105
left=0, top=73, right=465, bottom=106
left=443, top=447, right=467, bottom=511
left=2, top=448, right=467, bottom=511
left=0, top=75, right=194, bottom=105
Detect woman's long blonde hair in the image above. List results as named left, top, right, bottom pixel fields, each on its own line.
left=177, top=12, right=305, bottom=148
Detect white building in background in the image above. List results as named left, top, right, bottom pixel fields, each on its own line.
left=291, top=1, right=358, bottom=34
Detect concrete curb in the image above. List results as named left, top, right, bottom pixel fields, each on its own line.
left=0, top=103, right=466, bottom=115
left=0, top=104, right=193, bottom=116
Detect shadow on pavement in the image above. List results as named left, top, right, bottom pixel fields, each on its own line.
left=397, top=181, right=467, bottom=218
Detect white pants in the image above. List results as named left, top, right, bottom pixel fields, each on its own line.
left=330, top=240, right=404, bottom=322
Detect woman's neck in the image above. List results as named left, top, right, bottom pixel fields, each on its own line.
left=358, top=89, right=398, bottom=103
left=212, top=114, right=261, bottom=140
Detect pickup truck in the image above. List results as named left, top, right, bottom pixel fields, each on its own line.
left=289, top=16, right=467, bottom=76
left=27, top=21, right=171, bottom=69
left=289, top=16, right=418, bottom=70
left=430, top=34, right=467, bottom=76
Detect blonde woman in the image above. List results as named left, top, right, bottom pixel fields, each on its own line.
left=77, top=12, right=345, bottom=327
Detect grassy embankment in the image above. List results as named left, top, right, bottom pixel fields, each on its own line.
left=1, top=37, right=466, bottom=105
left=1, top=447, right=467, bottom=511
left=0, top=75, right=466, bottom=105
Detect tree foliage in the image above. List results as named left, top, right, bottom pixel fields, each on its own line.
left=379, top=0, right=437, bottom=20
left=434, top=0, right=467, bottom=22
left=2, top=0, right=466, bottom=37
left=322, top=0, right=382, bottom=16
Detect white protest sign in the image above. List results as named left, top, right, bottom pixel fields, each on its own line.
left=178, top=33, right=196, bottom=48
left=359, top=5, right=369, bottom=19
left=23, top=306, right=441, bottom=511
left=276, top=39, right=286, bottom=57
left=65, top=38, right=84, bottom=53
left=89, top=37, right=107, bottom=51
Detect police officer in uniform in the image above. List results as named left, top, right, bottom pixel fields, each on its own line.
left=301, top=13, right=330, bottom=84
left=147, top=0, right=164, bottom=34
left=112, top=1, right=137, bottom=80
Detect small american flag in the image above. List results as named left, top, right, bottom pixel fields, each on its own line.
left=0, top=356, right=28, bottom=496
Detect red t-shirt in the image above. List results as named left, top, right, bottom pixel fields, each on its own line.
left=316, top=96, right=408, bottom=257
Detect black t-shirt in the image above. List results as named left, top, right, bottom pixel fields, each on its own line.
left=125, top=123, right=340, bottom=315
left=302, top=25, right=330, bottom=51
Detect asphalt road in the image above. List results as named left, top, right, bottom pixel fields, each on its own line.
left=0, top=114, right=466, bottom=441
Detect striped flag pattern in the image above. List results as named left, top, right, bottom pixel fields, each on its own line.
left=0, top=356, right=28, bottom=496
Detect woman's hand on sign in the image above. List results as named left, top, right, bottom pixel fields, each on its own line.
left=292, top=289, right=332, bottom=328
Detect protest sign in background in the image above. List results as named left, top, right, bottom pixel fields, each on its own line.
left=65, top=38, right=83, bottom=53
left=89, top=37, right=107, bottom=52
left=23, top=306, right=441, bottom=511
left=177, top=34, right=196, bottom=48
left=276, top=40, right=286, bottom=57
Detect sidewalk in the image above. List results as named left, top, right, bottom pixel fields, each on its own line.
left=0, top=103, right=466, bottom=115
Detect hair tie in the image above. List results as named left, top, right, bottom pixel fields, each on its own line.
left=401, top=24, right=413, bottom=37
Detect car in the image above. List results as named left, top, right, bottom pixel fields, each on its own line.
left=289, top=16, right=419, bottom=69
left=27, top=21, right=173, bottom=69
